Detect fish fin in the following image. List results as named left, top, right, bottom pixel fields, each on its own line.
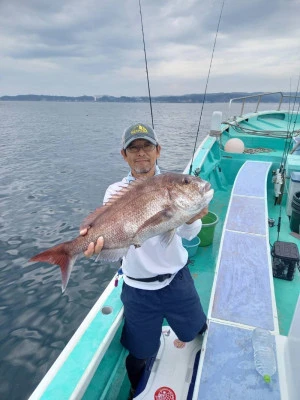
left=80, top=206, right=107, bottom=231
left=136, top=207, right=174, bottom=236
left=80, top=180, right=143, bottom=230
left=160, top=229, right=176, bottom=246
left=104, top=179, right=146, bottom=204
left=30, top=244, right=77, bottom=293
left=95, top=248, right=129, bottom=262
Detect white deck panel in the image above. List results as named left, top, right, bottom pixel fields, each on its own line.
left=211, top=161, right=274, bottom=328
left=211, top=230, right=274, bottom=329
left=194, top=161, right=280, bottom=399
left=232, top=161, right=272, bottom=197
left=196, top=322, right=281, bottom=400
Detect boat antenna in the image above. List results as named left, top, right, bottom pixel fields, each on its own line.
left=138, top=0, right=155, bottom=129
left=189, top=0, right=225, bottom=175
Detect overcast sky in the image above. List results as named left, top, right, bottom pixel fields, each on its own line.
left=0, top=0, right=299, bottom=97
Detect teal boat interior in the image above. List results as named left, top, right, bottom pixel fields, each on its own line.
left=29, top=94, right=300, bottom=400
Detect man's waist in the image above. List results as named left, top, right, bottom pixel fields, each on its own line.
left=124, top=260, right=190, bottom=283
left=126, top=273, right=174, bottom=283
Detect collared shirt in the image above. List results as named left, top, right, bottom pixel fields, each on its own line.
left=103, top=169, right=202, bottom=290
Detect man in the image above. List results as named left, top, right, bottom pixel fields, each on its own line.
left=81, top=123, right=208, bottom=399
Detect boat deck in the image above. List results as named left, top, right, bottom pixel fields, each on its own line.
left=197, top=322, right=280, bottom=400
left=89, top=156, right=299, bottom=399
left=194, top=161, right=281, bottom=399
left=209, top=161, right=276, bottom=330
left=32, top=156, right=299, bottom=400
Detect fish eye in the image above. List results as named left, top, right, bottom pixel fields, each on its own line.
left=183, top=177, right=191, bottom=184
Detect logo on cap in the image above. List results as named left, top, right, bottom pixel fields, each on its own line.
left=130, top=125, right=148, bottom=135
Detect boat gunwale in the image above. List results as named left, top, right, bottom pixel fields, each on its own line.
left=29, top=278, right=124, bottom=400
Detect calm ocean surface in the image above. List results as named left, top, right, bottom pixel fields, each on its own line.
left=0, top=100, right=278, bottom=399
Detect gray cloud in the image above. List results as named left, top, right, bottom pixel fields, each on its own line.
left=0, top=0, right=299, bottom=96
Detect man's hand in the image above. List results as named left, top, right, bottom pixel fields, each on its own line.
left=186, top=207, right=209, bottom=225
left=80, top=228, right=104, bottom=257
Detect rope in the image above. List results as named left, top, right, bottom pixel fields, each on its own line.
left=244, top=147, right=273, bottom=154
left=226, top=120, right=300, bottom=138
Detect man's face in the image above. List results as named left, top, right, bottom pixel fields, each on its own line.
left=121, top=139, right=161, bottom=177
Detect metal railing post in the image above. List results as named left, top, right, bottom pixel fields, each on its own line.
left=229, top=92, right=291, bottom=115
left=241, top=101, right=245, bottom=116
left=278, top=93, right=283, bottom=111
left=255, top=96, right=261, bottom=113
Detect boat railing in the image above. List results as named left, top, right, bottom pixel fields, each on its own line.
left=229, top=92, right=300, bottom=117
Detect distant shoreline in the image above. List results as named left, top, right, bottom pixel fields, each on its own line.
left=0, top=92, right=295, bottom=103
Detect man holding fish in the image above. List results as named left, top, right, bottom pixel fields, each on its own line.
left=80, top=123, right=211, bottom=399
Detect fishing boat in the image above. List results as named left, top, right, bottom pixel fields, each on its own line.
left=29, top=92, right=300, bottom=400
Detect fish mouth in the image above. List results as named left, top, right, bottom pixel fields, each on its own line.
left=205, top=188, right=214, bottom=200
left=204, top=182, right=211, bottom=192
left=199, top=181, right=211, bottom=194
left=203, top=189, right=214, bottom=207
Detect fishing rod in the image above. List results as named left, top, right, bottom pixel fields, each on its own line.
left=280, top=75, right=300, bottom=172
left=274, top=76, right=300, bottom=241
left=138, top=0, right=155, bottom=129
left=189, top=0, right=225, bottom=175
left=274, top=77, right=300, bottom=206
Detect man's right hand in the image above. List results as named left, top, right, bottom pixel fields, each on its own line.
left=80, top=228, right=104, bottom=257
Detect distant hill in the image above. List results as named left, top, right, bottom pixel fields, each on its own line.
left=0, top=94, right=94, bottom=102
left=0, top=92, right=295, bottom=103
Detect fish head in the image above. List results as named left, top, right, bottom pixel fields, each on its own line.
left=166, top=173, right=214, bottom=214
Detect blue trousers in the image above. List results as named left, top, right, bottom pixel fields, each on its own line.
left=120, top=265, right=207, bottom=359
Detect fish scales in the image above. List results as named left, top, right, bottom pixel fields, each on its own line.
left=30, top=173, right=214, bottom=291
left=82, top=182, right=170, bottom=248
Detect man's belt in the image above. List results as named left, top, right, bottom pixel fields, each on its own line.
left=126, top=273, right=173, bottom=283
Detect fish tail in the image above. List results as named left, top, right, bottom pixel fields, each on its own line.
left=30, top=243, right=78, bottom=293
